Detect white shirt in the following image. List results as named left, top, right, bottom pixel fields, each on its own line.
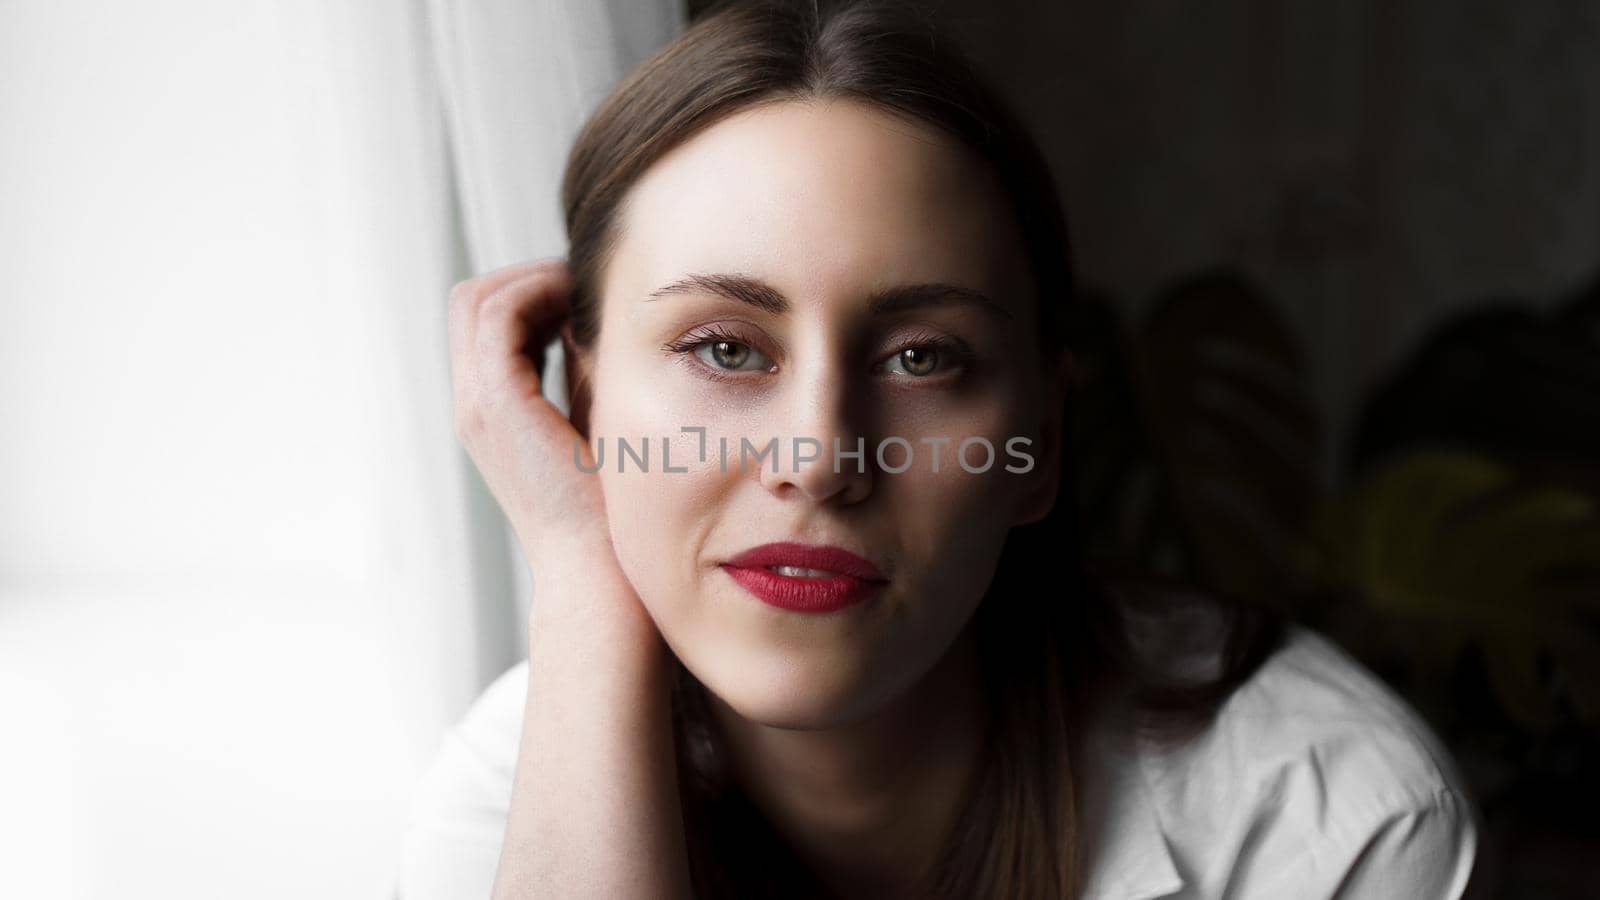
left=394, top=624, right=1479, bottom=898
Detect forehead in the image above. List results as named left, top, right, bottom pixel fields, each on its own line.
left=602, top=97, right=1030, bottom=315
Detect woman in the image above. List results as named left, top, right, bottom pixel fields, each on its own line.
left=401, top=1, right=1479, bottom=897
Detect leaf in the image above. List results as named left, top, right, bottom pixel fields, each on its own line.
left=1134, top=269, right=1322, bottom=606
left=1315, top=449, right=1600, bottom=730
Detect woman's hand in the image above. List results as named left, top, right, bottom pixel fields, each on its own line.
left=448, top=257, right=663, bottom=651
left=447, top=259, right=606, bottom=554
left=449, top=259, right=691, bottom=899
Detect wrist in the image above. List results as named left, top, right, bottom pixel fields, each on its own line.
left=518, top=524, right=613, bottom=570
left=524, top=545, right=670, bottom=673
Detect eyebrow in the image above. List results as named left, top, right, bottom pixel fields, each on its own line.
left=644, top=272, right=1015, bottom=322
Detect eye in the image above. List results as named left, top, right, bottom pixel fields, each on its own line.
left=884, top=346, right=940, bottom=377
left=877, top=334, right=974, bottom=379
left=696, top=338, right=771, bottom=372
left=662, top=325, right=776, bottom=374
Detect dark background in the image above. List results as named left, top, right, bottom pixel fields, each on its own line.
left=688, top=1, right=1600, bottom=896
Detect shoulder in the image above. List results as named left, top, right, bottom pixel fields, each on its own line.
left=396, top=661, right=528, bottom=900
left=1129, top=623, right=1480, bottom=898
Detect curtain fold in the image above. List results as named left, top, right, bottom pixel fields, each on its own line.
left=422, top=0, right=686, bottom=659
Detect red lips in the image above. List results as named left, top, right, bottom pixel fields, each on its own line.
left=720, top=541, right=888, bottom=613
left=723, top=542, right=887, bottom=580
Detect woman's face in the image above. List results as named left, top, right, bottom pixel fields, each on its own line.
left=572, top=97, right=1067, bottom=729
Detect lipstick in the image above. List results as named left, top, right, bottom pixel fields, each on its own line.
left=720, top=541, right=888, bottom=613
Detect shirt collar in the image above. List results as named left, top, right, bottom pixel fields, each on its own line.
left=1076, top=709, right=1185, bottom=900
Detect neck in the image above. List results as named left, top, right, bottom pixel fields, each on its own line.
left=706, top=624, right=990, bottom=900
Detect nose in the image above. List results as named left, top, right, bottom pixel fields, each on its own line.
left=755, top=364, right=875, bottom=506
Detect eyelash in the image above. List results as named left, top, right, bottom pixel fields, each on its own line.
left=660, top=325, right=975, bottom=385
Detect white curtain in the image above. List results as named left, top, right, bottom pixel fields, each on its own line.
left=0, top=1, right=681, bottom=898
left=426, top=0, right=687, bottom=653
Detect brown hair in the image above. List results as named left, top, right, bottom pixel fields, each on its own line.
left=558, top=1, right=1286, bottom=896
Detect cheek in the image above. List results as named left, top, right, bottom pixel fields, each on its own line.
left=587, top=344, right=754, bottom=534
left=883, top=457, right=1017, bottom=582
left=589, top=391, right=737, bottom=620
left=884, top=389, right=1038, bottom=506
left=878, top=395, right=1038, bottom=589
left=595, top=459, right=715, bottom=598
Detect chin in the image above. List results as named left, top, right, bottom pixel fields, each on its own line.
left=672, top=637, right=851, bottom=720
left=714, top=691, right=863, bottom=732
left=695, top=649, right=889, bottom=731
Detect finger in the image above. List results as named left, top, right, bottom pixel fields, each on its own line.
left=475, top=257, right=569, bottom=307
left=450, top=258, right=570, bottom=424
left=475, top=263, right=574, bottom=382
left=448, top=257, right=566, bottom=374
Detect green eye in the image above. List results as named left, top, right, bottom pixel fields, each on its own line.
left=891, top=347, right=940, bottom=376
left=696, top=339, right=770, bottom=371
left=874, top=333, right=977, bottom=380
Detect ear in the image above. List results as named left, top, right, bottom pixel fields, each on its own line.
left=560, top=321, right=594, bottom=440
left=1011, top=350, right=1076, bottom=527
